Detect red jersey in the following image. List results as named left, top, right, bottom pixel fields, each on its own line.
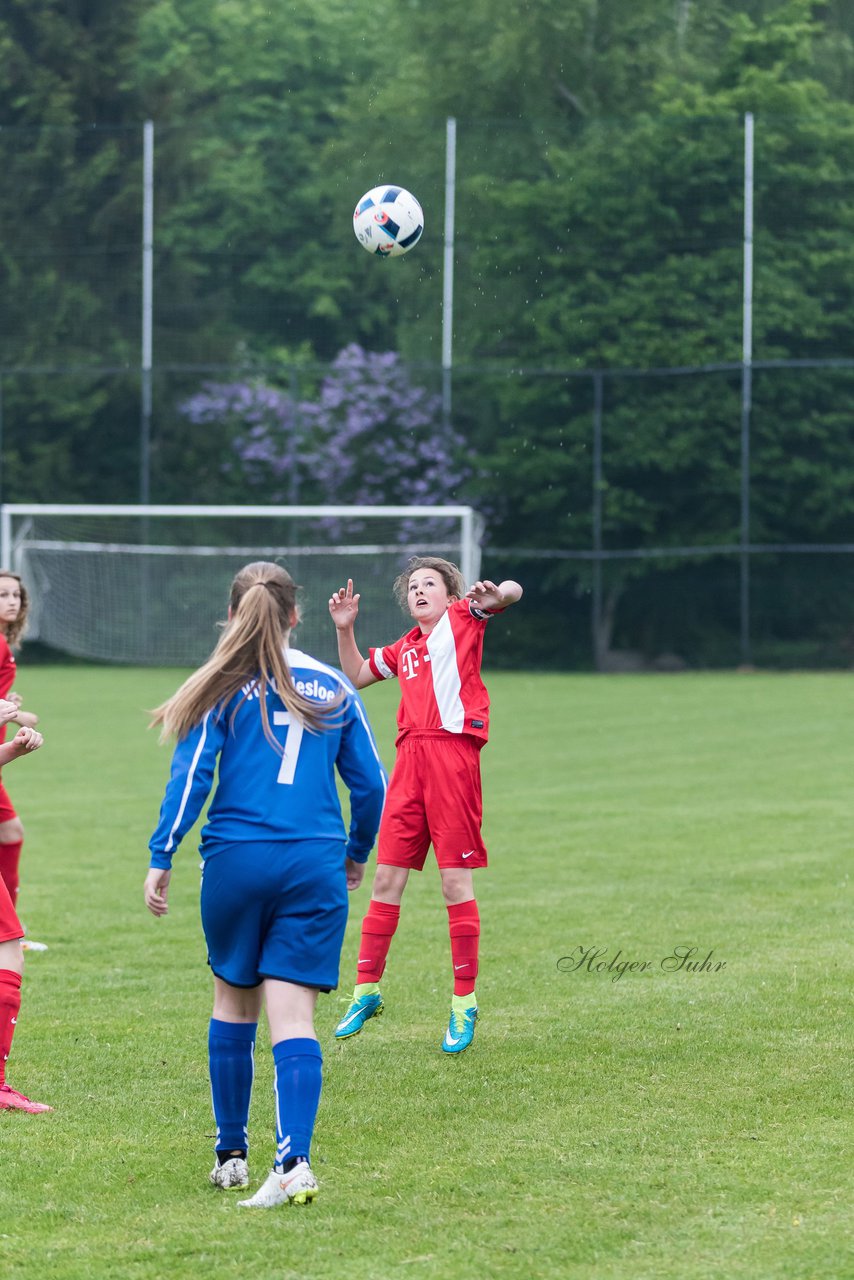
left=0, top=635, right=15, bottom=747
left=368, top=599, right=498, bottom=745
left=0, top=635, right=15, bottom=702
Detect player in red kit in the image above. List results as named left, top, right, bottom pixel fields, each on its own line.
left=0, top=572, right=41, bottom=941
left=0, top=697, right=50, bottom=1113
left=329, top=556, right=522, bottom=1054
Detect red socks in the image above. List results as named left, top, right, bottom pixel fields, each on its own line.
left=356, top=898, right=480, bottom=995
left=0, top=969, right=22, bottom=1087
left=0, top=842, right=22, bottom=908
left=356, top=900, right=400, bottom=984
left=448, top=899, right=480, bottom=997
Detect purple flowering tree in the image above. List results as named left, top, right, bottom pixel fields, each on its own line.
left=181, top=346, right=473, bottom=518
left=181, top=379, right=306, bottom=502
left=298, top=345, right=469, bottom=508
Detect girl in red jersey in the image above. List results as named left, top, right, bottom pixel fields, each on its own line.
left=0, top=572, right=40, bottom=925
left=329, top=556, right=522, bottom=1054
left=0, top=697, right=50, bottom=1112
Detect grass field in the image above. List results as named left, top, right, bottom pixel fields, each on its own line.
left=0, top=666, right=851, bottom=1280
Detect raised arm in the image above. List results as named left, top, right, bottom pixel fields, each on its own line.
left=328, top=579, right=378, bottom=689
left=465, top=578, right=523, bottom=612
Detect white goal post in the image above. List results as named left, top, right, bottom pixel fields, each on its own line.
left=0, top=504, right=484, bottom=667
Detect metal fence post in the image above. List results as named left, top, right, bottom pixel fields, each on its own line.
left=140, top=119, right=154, bottom=505
left=592, top=370, right=604, bottom=668
left=442, top=117, right=457, bottom=432
left=740, top=111, right=755, bottom=666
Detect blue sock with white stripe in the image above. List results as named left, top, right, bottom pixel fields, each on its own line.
left=208, top=1018, right=257, bottom=1158
left=272, top=1037, right=322, bottom=1172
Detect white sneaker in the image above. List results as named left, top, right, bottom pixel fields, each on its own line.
left=21, top=940, right=48, bottom=953
left=238, top=1162, right=318, bottom=1208
left=210, top=1156, right=249, bottom=1190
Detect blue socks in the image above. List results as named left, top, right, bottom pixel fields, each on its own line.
left=272, top=1037, right=322, bottom=1172
left=209, top=1024, right=322, bottom=1172
left=208, top=1018, right=256, bottom=1158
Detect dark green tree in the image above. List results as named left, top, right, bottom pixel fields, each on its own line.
left=381, top=1, right=854, bottom=663
left=0, top=0, right=148, bottom=499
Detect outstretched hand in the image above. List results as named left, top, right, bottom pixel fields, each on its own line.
left=466, top=579, right=522, bottom=612
left=329, top=579, right=361, bottom=630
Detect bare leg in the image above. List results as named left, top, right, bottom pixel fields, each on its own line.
left=438, top=866, right=475, bottom=905
left=212, top=975, right=263, bottom=1023
left=263, top=978, right=318, bottom=1044
left=369, top=863, right=410, bottom=905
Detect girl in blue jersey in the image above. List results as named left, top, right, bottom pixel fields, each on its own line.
left=145, top=562, right=387, bottom=1209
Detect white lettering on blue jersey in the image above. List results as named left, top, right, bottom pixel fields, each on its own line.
left=272, top=710, right=304, bottom=784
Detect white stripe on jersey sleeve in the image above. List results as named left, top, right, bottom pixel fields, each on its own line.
left=425, top=612, right=465, bottom=733
left=371, top=647, right=395, bottom=680
left=164, top=711, right=210, bottom=853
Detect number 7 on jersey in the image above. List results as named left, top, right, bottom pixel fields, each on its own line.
left=273, top=711, right=304, bottom=784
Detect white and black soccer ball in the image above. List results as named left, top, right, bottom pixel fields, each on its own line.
left=353, top=185, right=424, bottom=258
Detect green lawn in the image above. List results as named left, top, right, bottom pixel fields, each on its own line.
left=0, top=668, right=851, bottom=1279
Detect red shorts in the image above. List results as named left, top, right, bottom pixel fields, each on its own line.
left=0, top=869, right=23, bottom=943
left=0, top=778, right=16, bottom=825
left=377, top=732, right=488, bottom=871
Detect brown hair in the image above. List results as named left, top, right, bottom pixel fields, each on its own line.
left=151, top=561, right=340, bottom=745
left=393, top=556, right=465, bottom=611
left=0, top=570, right=30, bottom=648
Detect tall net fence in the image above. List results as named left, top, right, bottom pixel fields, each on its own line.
left=1, top=114, right=853, bottom=668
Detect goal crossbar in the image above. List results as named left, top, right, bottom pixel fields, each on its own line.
left=1, top=503, right=484, bottom=666
left=1, top=504, right=482, bottom=585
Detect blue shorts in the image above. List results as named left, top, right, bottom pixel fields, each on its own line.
left=199, top=838, right=349, bottom=992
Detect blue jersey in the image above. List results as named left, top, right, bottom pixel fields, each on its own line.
left=149, top=648, right=387, bottom=870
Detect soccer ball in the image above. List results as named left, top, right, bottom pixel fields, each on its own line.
left=353, top=185, right=424, bottom=257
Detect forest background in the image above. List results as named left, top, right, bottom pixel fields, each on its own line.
left=1, top=0, right=854, bottom=669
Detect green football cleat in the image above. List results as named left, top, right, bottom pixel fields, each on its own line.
left=334, top=991, right=384, bottom=1039
left=441, top=1004, right=478, bottom=1054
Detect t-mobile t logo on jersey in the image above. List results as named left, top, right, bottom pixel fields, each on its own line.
left=400, top=649, right=420, bottom=680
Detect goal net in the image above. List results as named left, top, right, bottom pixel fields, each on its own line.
left=1, top=504, right=484, bottom=667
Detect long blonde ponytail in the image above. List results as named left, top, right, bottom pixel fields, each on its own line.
left=151, top=562, right=340, bottom=744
